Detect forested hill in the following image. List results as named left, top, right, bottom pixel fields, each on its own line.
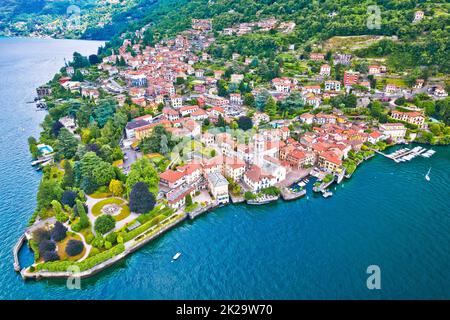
left=2, top=0, right=448, bottom=71
left=0, top=0, right=145, bottom=39
left=97, top=0, right=449, bottom=73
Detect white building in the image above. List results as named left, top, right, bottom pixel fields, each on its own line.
left=207, top=172, right=229, bottom=204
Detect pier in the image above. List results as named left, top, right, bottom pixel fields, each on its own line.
left=371, top=146, right=432, bottom=163
left=13, top=234, right=26, bottom=272
left=280, top=188, right=306, bottom=201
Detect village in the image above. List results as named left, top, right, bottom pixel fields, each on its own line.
left=35, top=16, right=447, bottom=211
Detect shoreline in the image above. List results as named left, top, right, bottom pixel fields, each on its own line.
left=15, top=151, right=367, bottom=280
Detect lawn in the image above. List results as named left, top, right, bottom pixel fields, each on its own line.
left=89, top=191, right=112, bottom=199
left=91, top=197, right=131, bottom=221
left=56, top=233, right=86, bottom=262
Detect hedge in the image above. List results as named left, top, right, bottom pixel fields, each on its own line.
left=123, top=214, right=169, bottom=243
left=35, top=244, right=125, bottom=272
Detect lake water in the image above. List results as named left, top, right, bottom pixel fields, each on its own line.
left=0, top=38, right=449, bottom=299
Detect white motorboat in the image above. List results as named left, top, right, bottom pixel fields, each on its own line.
left=425, top=168, right=431, bottom=182
left=172, top=252, right=181, bottom=261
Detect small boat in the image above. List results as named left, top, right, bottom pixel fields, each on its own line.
left=425, top=168, right=431, bottom=182
left=322, top=190, right=333, bottom=198
left=172, top=252, right=181, bottom=261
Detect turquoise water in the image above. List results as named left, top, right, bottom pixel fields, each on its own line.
left=1, top=38, right=449, bottom=300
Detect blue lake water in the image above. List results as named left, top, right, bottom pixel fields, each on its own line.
left=0, top=38, right=449, bottom=300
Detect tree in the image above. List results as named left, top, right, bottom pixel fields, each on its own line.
left=109, top=179, right=123, bottom=197
left=129, top=182, right=156, bottom=214
left=51, top=200, right=67, bottom=222
left=72, top=199, right=90, bottom=231
left=185, top=193, right=193, bottom=206
left=28, top=136, right=39, bottom=159
left=39, top=239, right=56, bottom=256
left=140, top=125, right=175, bottom=154
left=56, top=128, right=78, bottom=159
left=51, top=221, right=68, bottom=242
left=88, top=54, right=100, bottom=65
left=72, top=70, right=84, bottom=82
left=43, top=251, right=60, bottom=262
left=92, top=161, right=116, bottom=186
left=94, top=215, right=116, bottom=234
left=93, top=98, right=117, bottom=127
left=37, top=179, right=63, bottom=210
left=217, top=115, right=227, bottom=128
left=65, top=240, right=84, bottom=256
left=76, top=152, right=116, bottom=189
left=32, top=228, right=50, bottom=244
left=61, top=190, right=77, bottom=207
left=237, top=116, right=253, bottom=130
left=264, top=96, right=278, bottom=117
left=71, top=52, right=90, bottom=69
left=51, top=120, right=64, bottom=137
left=125, top=157, right=159, bottom=196
left=62, top=160, right=75, bottom=188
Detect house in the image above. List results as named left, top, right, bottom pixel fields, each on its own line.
left=310, top=53, right=325, bottom=61
left=134, top=120, right=171, bottom=140
left=414, top=79, right=424, bottom=89
left=272, top=77, right=295, bottom=93
left=163, top=107, right=180, bottom=121
left=125, top=115, right=153, bottom=139
left=299, top=113, right=314, bottom=125
left=229, top=93, right=243, bottom=105
left=252, top=112, right=270, bottom=126
left=433, top=86, right=448, bottom=97
left=391, top=110, right=426, bottom=128
left=324, top=80, right=341, bottom=92
left=191, top=108, right=208, bottom=121
left=320, top=64, right=331, bottom=76
left=130, top=74, right=147, bottom=87
left=413, top=10, right=424, bottom=23
left=286, top=150, right=315, bottom=169
left=368, top=131, right=385, bottom=144
left=306, top=96, right=321, bottom=108
left=243, top=165, right=276, bottom=192
left=314, top=113, right=336, bottom=125
left=170, top=95, right=183, bottom=108
left=180, top=105, right=199, bottom=117
left=224, top=160, right=246, bottom=182
left=195, top=69, right=204, bottom=78
left=59, top=116, right=77, bottom=134
left=230, top=74, right=244, bottom=84
left=207, top=172, right=229, bottom=204
left=36, top=86, right=52, bottom=98
left=192, top=19, right=212, bottom=31
left=385, top=84, right=398, bottom=95
left=160, top=170, right=186, bottom=190
left=368, top=65, right=381, bottom=75
left=201, top=132, right=215, bottom=146
left=208, top=106, right=225, bottom=118
left=318, top=151, right=342, bottom=173
left=344, top=71, right=359, bottom=88
left=214, top=70, right=225, bottom=79
left=303, top=85, right=322, bottom=95
left=379, top=123, right=406, bottom=142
